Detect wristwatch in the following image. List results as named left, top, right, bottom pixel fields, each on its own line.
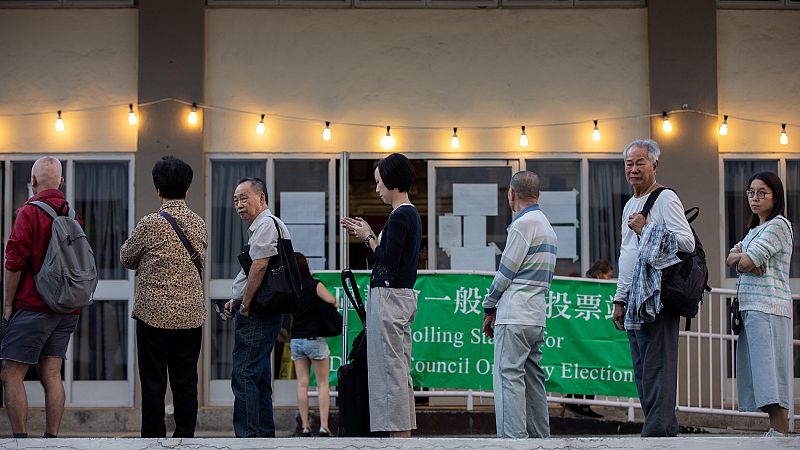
left=364, top=235, right=375, bottom=246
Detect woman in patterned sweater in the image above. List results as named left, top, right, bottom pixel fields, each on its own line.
left=725, top=171, right=794, bottom=437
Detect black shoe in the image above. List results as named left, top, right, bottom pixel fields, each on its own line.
left=300, top=427, right=311, bottom=437
left=582, top=406, right=604, bottom=418
left=318, top=427, right=331, bottom=437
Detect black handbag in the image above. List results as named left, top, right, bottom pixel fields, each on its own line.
left=238, top=217, right=302, bottom=314
left=317, top=285, right=343, bottom=337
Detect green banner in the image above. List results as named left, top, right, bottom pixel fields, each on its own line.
left=314, top=271, right=637, bottom=397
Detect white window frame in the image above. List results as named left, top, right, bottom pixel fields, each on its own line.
left=203, top=152, right=339, bottom=406
left=0, top=153, right=135, bottom=408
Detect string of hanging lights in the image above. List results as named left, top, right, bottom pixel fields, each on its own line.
left=0, top=98, right=795, bottom=147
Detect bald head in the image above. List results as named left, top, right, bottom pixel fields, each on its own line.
left=510, top=170, right=540, bottom=202
left=31, top=157, right=63, bottom=193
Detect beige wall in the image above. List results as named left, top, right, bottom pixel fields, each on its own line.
left=205, top=9, right=650, bottom=155
left=0, top=10, right=138, bottom=153
left=717, top=10, right=800, bottom=154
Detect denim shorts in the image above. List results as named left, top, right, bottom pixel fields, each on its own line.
left=1, top=310, right=79, bottom=364
left=290, top=338, right=329, bottom=361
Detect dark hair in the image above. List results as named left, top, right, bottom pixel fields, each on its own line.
left=294, top=252, right=313, bottom=280
left=375, top=153, right=415, bottom=192
left=152, top=156, right=193, bottom=200
left=586, top=259, right=613, bottom=278
left=746, top=171, right=785, bottom=230
left=238, top=177, right=268, bottom=202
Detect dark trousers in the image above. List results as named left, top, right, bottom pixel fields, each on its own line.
left=627, top=307, right=680, bottom=437
left=136, top=320, right=203, bottom=438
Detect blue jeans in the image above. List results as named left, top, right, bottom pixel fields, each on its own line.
left=231, top=310, right=283, bottom=437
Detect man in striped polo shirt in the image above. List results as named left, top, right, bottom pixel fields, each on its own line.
left=482, top=170, right=558, bottom=439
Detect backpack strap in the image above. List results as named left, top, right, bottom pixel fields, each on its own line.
left=28, top=200, right=76, bottom=220
left=160, top=211, right=203, bottom=281
left=685, top=207, right=700, bottom=224
left=639, top=187, right=671, bottom=218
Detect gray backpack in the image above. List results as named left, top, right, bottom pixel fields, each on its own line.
left=29, top=201, right=98, bottom=313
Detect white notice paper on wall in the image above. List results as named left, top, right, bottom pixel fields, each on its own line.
left=539, top=189, right=579, bottom=225
left=280, top=192, right=326, bottom=224
left=451, top=246, right=496, bottom=272
left=463, top=216, right=486, bottom=247
left=553, top=226, right=578, bottom=262
left=453, top=184, right=497, bottom=217
left=438, top=215, right=462, bottom=249
left=286, top=224, right=325, bottom=257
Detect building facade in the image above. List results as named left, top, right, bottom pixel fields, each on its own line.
left=0, top=0, right=798, bottom=412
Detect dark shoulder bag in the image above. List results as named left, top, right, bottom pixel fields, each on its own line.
left=251, top=217, right=303, bottom=314
left=317, top=281, right=344, bottom=338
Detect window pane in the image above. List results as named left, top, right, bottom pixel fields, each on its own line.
left=211, top=160, right=266, bottom=278
left=72, top=301, right=128, bottom=380
left=74, top=161, right=129, bottom=280
left=435, top=166, right=514, bottom=270
left=786, top=160, right=799, bottom=279
left=275, top=160, right=329, bottom=270
left=723, top=160, right=778, bottom=277
left=527, top=159, right=581, bottom=276
left=588, top=160, right=632, bottom=276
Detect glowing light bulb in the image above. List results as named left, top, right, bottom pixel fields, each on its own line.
left=128, top=104, right=138, bottom=126
left=322, top=121, right=332, bottom=141
left=381, top=126, right=395, bottom=150
left=592, top=120, right=601, bottom=142
left=661, top=112, right=672, bottom=133
left=55, top=110, right=65, bottom=132
left=718, top=115, right=728, bottom=136
left=519, top=126, right=528, bottom=147
left=450, top=128, right=460, bottom=149
left=256, top=114, right=265, bottom=135
left=780, top=124, right=788, bottom=146
left=187, top=103, right=198, bottom=125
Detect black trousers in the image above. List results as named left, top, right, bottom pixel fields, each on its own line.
left=136, top=320, right=202, bottom=438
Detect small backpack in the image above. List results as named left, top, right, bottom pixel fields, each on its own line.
left=29, top=201, right=98, bottom=313
left=641, top=188, right=711, bottom=331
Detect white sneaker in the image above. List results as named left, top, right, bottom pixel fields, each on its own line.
left=764, top=428, right=785, bottom=437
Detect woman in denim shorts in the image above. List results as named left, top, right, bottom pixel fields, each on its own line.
left=290, top=253, right=339, bottom=437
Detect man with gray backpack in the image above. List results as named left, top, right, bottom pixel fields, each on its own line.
left=1, top=156, right=97, bottom=439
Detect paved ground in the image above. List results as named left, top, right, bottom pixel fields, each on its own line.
left=0, top=436, right=798, bottom=450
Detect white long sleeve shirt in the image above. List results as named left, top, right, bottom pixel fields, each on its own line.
left=614, top=189, right=695, bottom=303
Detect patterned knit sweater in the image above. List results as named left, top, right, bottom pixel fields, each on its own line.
left=735, top=215, right=794, bottom=318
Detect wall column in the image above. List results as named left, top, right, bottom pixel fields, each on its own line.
left=136, top=0, right=205, bottom=218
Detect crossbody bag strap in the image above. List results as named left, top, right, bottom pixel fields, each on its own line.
left=160, top=211, right=203, bottom=281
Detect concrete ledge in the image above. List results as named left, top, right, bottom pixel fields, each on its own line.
left=0, top=437, right=797, bottom=450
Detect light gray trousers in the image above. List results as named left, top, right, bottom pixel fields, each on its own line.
left=493, top=324, right=550, bottom=438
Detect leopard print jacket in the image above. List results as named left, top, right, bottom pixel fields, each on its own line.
left=120, top=200, right=208, bottom=329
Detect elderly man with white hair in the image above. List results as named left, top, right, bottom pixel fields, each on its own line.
left=2, top=156, right=84, bottom=439
left=611, top=139, right=695, bottom=437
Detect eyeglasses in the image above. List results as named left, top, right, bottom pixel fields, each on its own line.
left=745, top=190, right=771, bottom=200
